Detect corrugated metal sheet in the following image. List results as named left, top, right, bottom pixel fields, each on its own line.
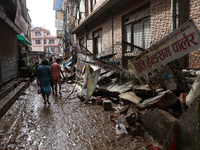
left=0, top=22, right=18, bottom=83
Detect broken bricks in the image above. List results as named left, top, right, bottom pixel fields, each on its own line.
left=125, top=108, right=138, bottom=125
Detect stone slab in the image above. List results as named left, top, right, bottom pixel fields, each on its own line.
left=119, top=92, right=142, bottom=104
left=0, top=82, right=27, bottom=120
left=0, top=78, right=23, bottom=101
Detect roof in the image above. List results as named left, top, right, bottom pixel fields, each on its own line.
left=72, top=0, right=134, bottom=34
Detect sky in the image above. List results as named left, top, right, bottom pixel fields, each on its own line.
left=27, top=0, right=56, bottom=36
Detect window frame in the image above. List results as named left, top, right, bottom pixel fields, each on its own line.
left=49, top=39, right=54, bottom=44
left=35, top=40, right=41, bottom=45
left=124, top=16, right=150, bottom=52
left=93, top=29, right=102, bottom=55
left=35, top=32, right=41, bottom=36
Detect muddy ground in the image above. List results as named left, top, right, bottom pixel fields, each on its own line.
left=0, top=80, right=163, bottom=150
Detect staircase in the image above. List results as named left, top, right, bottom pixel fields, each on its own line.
left=0, top=78, right=30, bottom=120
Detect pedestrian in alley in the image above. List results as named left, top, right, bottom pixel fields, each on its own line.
left=37, top=59, right=52, bottom=105
left=48, top=57, right=54, bottom=94
left=51, top=58, right=65, bottom=96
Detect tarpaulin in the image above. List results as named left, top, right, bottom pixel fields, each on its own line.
left=54, top=0, right=64, bottom=10
left=17, top=34, right=31, bottom=45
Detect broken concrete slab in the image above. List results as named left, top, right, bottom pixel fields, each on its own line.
left=138, top=109, right=177, bottom=149
left=119, top=92, right=142, bottom=105
left=137, top=90, right=178, bottom=110
left=98, top=70, right=115, bottom=82
left=133, top=84, right=164, bottom=97
left=138, top=97, right=200, bottom=150
left=176, top=97, right=199, bottom=150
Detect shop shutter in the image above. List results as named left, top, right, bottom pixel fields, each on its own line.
left=125, top=24, right=131, bottom=52
left=133, top=21, right=143, bottom=50
left=0, top=22, right=18, bottom=83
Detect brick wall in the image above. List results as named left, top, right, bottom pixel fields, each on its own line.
left=150, top=0, right=171, bottom=45
left=113, top=0, right=150, bottom=44
left=77, top=16, right=110, bottom=54
left=188, top=0, right=200, bottom=68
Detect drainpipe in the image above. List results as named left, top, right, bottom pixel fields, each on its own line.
left=172, top=0, right=177, bottom=31
left=85, top=25, right=88, bottom=51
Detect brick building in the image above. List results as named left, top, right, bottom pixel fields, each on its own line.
left=71, top=0, right=200, bottom=69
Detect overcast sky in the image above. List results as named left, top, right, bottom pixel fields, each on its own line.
left=27, top=0, right=56, bottom=35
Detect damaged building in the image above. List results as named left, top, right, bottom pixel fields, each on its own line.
left=58, top=0, right=200, bottom=149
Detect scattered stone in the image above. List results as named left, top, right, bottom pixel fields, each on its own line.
left=115, top=123, right=128, bottom=135
left=97, top=96, right=103, bottom=105
left=137, top=90, right=178, bottom=110
left=21, top=91, right=27, bottom=95
left=125, top=108, right=138, bottom=125
left=120, top=104, right=130, bottom=115
left=117, top=114, right=126, bottom=124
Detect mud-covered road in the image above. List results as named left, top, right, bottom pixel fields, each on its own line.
left=0, top=80, right=162, bottom=150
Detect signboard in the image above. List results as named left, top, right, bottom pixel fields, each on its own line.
left=55, top=19, right=63, bottom=26
left=14, top=9, right=28, bottom=35
left=56, top=11, right=64, bottom=20
left=57, top=30, right=64, bottom=38
left=130, top=19, right=200, bottom=84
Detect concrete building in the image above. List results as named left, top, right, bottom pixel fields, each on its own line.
left=0, top=0, right=31, bottom=86
left=71, top=0, right=200, bottom=69
left=31, top=27, right=61, bottom=57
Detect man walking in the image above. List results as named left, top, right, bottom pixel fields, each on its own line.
left=51, top=58, right=65, bottom=96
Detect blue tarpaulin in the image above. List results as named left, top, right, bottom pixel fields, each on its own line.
left=54, top=0, right=63, bottom=10
left=64, top=61, right=72, bottom=68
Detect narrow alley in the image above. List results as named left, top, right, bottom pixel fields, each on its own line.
left=0, top=80, right=161, bottom=150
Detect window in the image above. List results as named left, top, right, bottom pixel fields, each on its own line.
left=124, top=7, right=150, bottom=52
left=44, top=39, right=46, bottom=44
left=79, top=38, right=85, bottom=48
left=79, top=0, right=85, bottom=19
left=92, top=0, right=99, bottom=6
left=49, top=39, right=54, bottom=44
left=35, top=32, right=41, bottom=36
left=47, top=33, right=50, bottom=36
left=91, top=0, right=99, bottom=12
left=44, top=32, right=46, bottom=36
left=93, top=29, right=102, bottom=54
left=35, top=40, right=41, bottom=45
